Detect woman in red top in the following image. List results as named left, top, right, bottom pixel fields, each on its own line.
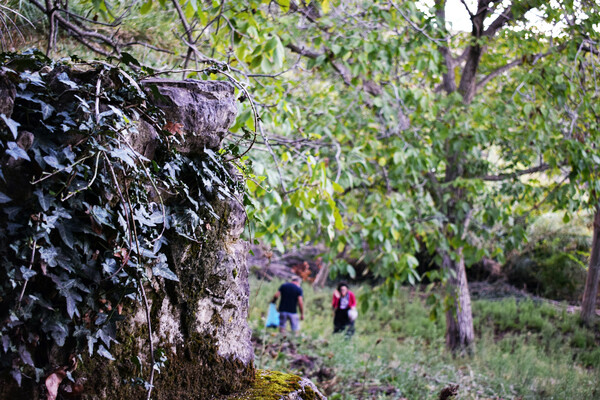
left=332, top=282, right=356, bottom=335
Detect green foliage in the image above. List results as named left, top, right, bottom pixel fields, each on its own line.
left=503, top=213, right=591, bottom=300
left=0, top=51, right=241, bottom=386
left=249, top=279, right=600, bottom=399
left=12, top=0, right=600, bottom=297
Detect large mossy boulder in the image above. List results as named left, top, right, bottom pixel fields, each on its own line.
left=0, top=53, right=254, bottom=399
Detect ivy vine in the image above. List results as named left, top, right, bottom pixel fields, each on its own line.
left=0, top=50, right=242, bottom=393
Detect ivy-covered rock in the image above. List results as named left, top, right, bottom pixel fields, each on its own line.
left=0, top=51, right=254, bottom=399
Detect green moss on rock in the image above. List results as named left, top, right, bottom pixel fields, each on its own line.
left=222, top=369, right=322, bottom=400
left=224, top=370, right=301, bottom=400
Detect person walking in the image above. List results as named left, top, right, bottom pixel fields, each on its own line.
left=272, top=276, right=304, bottom=333
left=332, top=282, right=356, bottom=335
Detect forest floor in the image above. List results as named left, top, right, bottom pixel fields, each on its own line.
left=248, top=278, right=600, bottom=400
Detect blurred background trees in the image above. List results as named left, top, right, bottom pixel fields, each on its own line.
left=2, top=0, right=600, bottom=349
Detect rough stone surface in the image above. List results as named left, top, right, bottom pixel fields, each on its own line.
left=141, top=78, right=238, bottom=153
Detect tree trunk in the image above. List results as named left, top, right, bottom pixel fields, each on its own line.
left=581, top=206, right=600, bottom=324
left=443, top=248, right=475, bottom=350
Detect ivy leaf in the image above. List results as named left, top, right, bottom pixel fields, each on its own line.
left=20, top=71, right=45, bottom=87
left=34, top=189, right=53, bottom=211
left=73, top=95, right=91, bottom=111
left=87, top=335, right=97, bottom=356
left=95, top=313, right=108, bottom=326
left=56, top=72, right=78, bottom=89
left=97, top=344, right=115, bottom=360
left=43, top=155, right=62, bottom=169
left=91, top=206, right=114, bottom=228
left=64, top=289, right=82, bottom=318
left=57, top=222, right=75, bottom=249
left=110, top=148, right=136, bottom=168
left=11, top=368, right=21, bottom=387
left=102, top=258, right=118, bottom=275
left=0, top=114, right=20, bottom=139
left=152, top=254, right=179, bottom=281
left=153, top=235, right=168, bottom=254
left=0, top=192, right=11, bottom=204
left=19, top=345, right=34, bottom=367
left=2, top=335, right=10, bottom=353
left=20, top=266, right=36, bottom=280
left=7, top=222, right=23, bottom=235
left=98, top=324, right=116, bottom=347
left=6, top=142, right=30, bottom=161
left=134, top=206, right=163, bottom=227
left=39, top=247, right=59, bottom=268
left=46, top=322, right=68, bottom=347
left=40, top=102, right=55, bottom=120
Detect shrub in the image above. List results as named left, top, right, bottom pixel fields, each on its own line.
left=503, top=213, right=591, bottom=301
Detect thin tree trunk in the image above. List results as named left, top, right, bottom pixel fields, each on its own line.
left=312, top=262, right=329, bottom=288
left=581, top=206, right=600, bottom=324
left=443, top=248, right=474, bottom=350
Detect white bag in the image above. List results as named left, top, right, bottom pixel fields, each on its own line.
left=348, top=308, right=358, bottom=321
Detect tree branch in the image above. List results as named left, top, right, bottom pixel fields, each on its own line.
left=28, top=0, right=121, bottom=56
left=483, top=4, right=513, bottom=37
left=390, top=0, right=449, bottom=44
left=480, top=163, right=553, bottom=181
left=286, top=43, right=321, bottom=59
left=425, top=171, right=444, bottom=207
left=459, top=0, right=474, bottom=19
left=476, top=58, right=522, bottom=89
left=476, top=44, right=567, bottom=91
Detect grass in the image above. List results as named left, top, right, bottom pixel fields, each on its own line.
left=248, top=278, right=600, bottom=400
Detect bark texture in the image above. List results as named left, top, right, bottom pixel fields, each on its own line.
left=581, top=206, right=600, bottom=324
left=442, top=250, right=475, bottom=350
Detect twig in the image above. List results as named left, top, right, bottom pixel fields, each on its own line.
left=0, top=4, right=35, bottom=28
left=200, top=67, right=289, bottom=195
left=210, top=0, right=226, bottom=59
left=95, top=75, right=102, bottom=123
left=45, top=0, right=56, bottom=56
left=31, top=155, right=93, bottom=184
left=139, top=278, right=155, bottom=400
left=102, top=151, right=133, bottom=280
left=61, top=151, right=101, bottom=201
left=389, top=0, right=450, bottom=44
left=17, top=235, right=38, bottom=307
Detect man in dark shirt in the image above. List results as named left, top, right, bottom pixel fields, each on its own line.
left=272, top=276, right=304, bottom=333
